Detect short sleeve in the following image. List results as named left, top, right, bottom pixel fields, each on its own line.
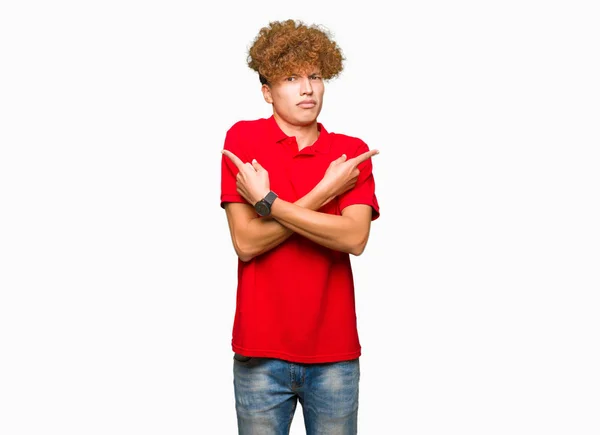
left=220, top=124, right=249, bottom=209
left=337, top=140, right=380, bottom=220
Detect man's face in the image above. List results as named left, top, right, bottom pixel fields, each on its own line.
left=262, top=69, right=324, bottom=127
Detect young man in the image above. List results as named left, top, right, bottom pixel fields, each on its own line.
left=220, top=19, right=380, bottom=434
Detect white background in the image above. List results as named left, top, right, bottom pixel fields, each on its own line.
left=1, top=1, right=599, bottom=434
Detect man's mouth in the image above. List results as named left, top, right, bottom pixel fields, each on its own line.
left=297, top=100, right=317, bottom=108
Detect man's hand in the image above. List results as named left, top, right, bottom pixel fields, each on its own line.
left=318, top=149, right=379, bottom=206
left=222, top=149, right=270, bottom=205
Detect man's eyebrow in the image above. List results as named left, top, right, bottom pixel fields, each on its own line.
left=284, top=71, right=321, bottom=78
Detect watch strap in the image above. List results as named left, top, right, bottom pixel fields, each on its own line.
left=263, top=191, right=278, bottom=205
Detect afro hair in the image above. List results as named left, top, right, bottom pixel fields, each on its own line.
left=247, top=19, right=344, bottom=85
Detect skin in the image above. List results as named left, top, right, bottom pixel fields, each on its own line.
left=261, top=68, right=324, bottom=151
left=222, top=68, right=379, bottom=261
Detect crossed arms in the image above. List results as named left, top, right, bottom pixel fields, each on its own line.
left=222, top=148, right=379, bottom=262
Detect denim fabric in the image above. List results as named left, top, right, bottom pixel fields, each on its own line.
left=233, top=354, right=360, bottom=435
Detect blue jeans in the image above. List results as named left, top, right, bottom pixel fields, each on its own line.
left=233, top=354, right=360, bottom=435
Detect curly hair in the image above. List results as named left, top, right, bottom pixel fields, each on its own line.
left=247, top=19, right=344, bottom=85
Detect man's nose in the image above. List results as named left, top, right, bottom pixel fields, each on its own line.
left=300, top=77, right=313, bottom=95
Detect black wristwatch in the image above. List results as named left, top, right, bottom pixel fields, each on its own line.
left=254, top=191, right=278, bottom=217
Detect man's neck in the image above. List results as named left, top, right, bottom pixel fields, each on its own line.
left=273, top=113, right=319, bottom=151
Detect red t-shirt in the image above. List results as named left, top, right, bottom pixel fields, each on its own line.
left=220, top=116, right=379, bottom=363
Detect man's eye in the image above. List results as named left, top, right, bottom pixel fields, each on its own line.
left=286, top=76, right=296, bottom=81
left=310, top=75, right=322, bottom=80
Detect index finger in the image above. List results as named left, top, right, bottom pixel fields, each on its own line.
left=221, top=149, right=244, bottom=170
left=349, top=149, right=379, bottom=166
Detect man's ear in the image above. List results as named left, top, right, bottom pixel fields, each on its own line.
left=261, top=84, right=273, bottom=104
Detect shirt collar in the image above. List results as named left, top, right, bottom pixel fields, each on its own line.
left=266, top=115, right=330, bottom=154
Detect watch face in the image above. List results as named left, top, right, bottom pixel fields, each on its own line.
left=255, top=201, right=270, bottom=216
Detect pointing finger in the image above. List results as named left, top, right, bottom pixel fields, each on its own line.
left=349, top=149, right=379, bottom=166
left=222, top=149, right=244, bottom=170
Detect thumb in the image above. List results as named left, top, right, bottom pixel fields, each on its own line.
left=336, top=154, right=347, bottom=162
left=252, top=159, right=264, bottom=171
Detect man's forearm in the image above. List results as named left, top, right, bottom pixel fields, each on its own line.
left=270, top=199, right=368, bottom=255
left=237, top=186, right=333, bottom=261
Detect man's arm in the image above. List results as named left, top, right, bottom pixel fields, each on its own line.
left=270, top=200, right=373, bottom=256
left=222, top=148, right=378, bottom=260
left=224, top=185, right=331, bottom=262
